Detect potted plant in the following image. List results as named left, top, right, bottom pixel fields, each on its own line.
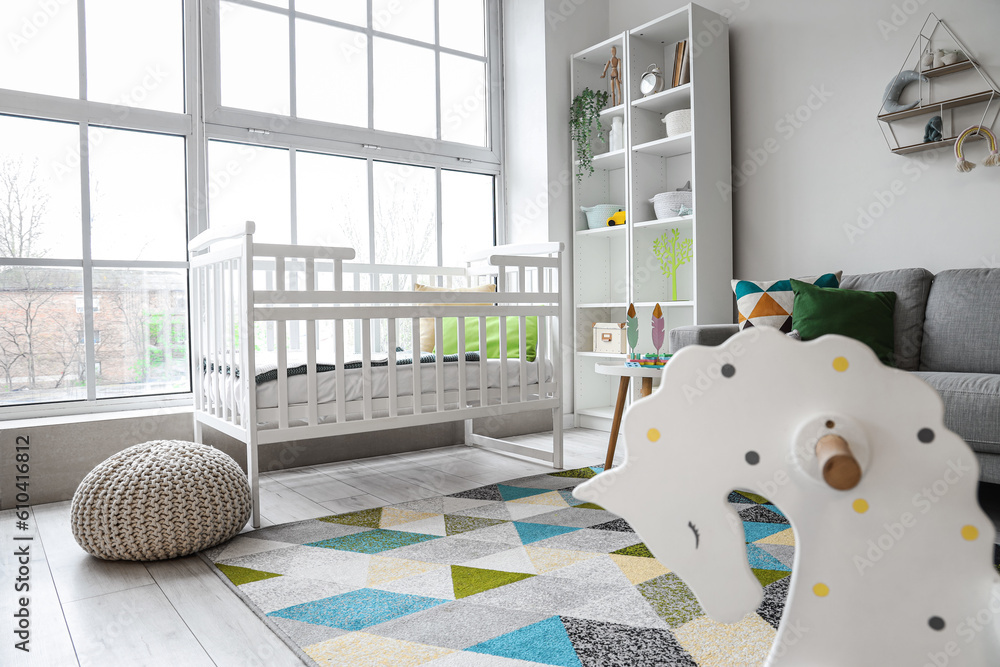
left=570, top=87, right=610, bottom=182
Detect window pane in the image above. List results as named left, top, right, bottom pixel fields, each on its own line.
left=0, top=267, right=86, bottom=405
left=297, top=0, right=365, bottom=26
left=220, top=2, right=290, bottom=115
left=90, top=129, right=187, bottom=261
left=85, top=0, right=183, bottom=113
left=296, top=20, right=367, bottom=128
left=441, top=170, right=493, bottom=266
left=208, top=141, right=290, bottom=244
left=373, top=162, right=435, bottom=266
left=94, top=268, right=189, bottom=399
left=373, top=38, right=435, bottom=138
left=296, top=152, right=369, bottom=261
left=440, top=0, right=485, bottom=56
left=0, top=0, right=79, bottom=98
left=372, top=0, right=433, bottom=43
left=0, top=116, right=82, bottom=260
left=440, top=55, right=487, bottom=146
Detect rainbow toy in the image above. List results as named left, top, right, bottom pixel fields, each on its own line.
left=955, top=125, right=1000, bottom=172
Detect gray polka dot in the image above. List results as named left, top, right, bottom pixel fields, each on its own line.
left=746, top=451, right=760, bottom=465
left=722, top=364, right=735, bottom=378
left=918, top=428, right=935, bottom=444
left=929, top=616, right=945, bottom=631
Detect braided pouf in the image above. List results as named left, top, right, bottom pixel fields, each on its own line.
left=71, top=440, right=251, bottom=561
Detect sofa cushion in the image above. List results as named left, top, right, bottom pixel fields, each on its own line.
left=790, top=279, right=897, bottom=365
left=920, top=269, right=1000, bottom=373
left=840, top=268, right=932, bottom=371
left=912, top=372, right=1000, bottom=455
left=732, top=272, right=841, bottom=332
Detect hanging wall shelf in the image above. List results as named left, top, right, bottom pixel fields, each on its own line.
left=877, top=13, right=1000, bottom=155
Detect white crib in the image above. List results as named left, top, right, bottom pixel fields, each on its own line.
left=188, top=222, right=563, bottom=527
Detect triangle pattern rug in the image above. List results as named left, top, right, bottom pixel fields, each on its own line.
left=201, top=468, right=812, bottom=666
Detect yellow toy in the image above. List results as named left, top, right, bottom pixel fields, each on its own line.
left=606, top=211, right=626, bottom=226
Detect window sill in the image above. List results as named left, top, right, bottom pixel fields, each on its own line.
left=0, top=397, right=193, bottom=428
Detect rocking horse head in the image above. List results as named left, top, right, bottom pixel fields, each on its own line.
left=575, top=328, right=1000, bottom=665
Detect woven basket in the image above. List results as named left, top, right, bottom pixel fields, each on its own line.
left=71, top=440, right=251, bottom=561
left=649, top=191, right=693, bottom=219
left=662, top=109, right=692, bottom=137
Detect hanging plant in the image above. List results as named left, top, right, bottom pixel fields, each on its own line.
left=570, top=88, right=610, bottom=182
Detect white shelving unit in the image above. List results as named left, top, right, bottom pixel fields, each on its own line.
left=571, top=4, right=733, bottom=432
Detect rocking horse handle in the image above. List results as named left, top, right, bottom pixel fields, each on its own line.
left=815, top=434, right=862, bottom=490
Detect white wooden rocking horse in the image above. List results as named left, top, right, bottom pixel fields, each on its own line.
left=575, top=328, right=1000, bottom=666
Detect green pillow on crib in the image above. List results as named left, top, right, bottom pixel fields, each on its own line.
left=438, top=316, right=538, bottom=362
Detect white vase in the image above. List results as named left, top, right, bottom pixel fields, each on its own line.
left=609, top=116, right=624, bottom=152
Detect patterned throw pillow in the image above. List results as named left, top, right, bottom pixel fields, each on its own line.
left=732, top=272, right=842, bottom=332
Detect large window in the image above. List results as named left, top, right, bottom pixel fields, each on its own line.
left=0, top=0, right=502, bottom=413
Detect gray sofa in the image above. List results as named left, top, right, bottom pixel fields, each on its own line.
left=669, top=268, right=1000, bottom=484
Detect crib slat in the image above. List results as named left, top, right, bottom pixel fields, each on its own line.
left=536, top=270, right=547, bottom=400
left=435, top=317, right=444, bottom=412
left=335, top=319, right=346, bottom=423
left=228, top=261, right=238, bottom=422
left=213, top=263, right=223, bottom=418
left=412, top=318, right=422, bottom=415
left=277, top=320, right=289, bottom=430
left=362, top=319, right=373, bottom=420
left=457, top=316, right=467, bottom=407
left=498, top=270, right=508, bottom=405
left=519, top=315, right=528, bottom=403
left=192, top=267, right=203, bottom=414
left=306, top=318, right=318, bottom=426
left=306, top=257, right=315, bottom=291
left=388, top=318, right=398, bottom=417
left=478, top=316, right=488, bottom=407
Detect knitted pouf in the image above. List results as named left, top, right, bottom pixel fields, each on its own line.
left=71, top=440, right=252, bottom=561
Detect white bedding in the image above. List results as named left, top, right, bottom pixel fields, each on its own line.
left=202, top=358, right=553, bottom=418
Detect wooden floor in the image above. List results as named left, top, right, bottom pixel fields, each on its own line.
left=0, top=428, right=617, bottom=667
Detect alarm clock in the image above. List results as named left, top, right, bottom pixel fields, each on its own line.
left=640, top=64, right=664, bottom=97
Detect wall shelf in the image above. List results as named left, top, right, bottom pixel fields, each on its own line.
left=878, top=90, right=996, bottom=122
left=922, top=61, right=975, bottom=78
left=890, top=134, right=984, bottom=155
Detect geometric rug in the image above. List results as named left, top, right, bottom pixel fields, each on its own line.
left=202, top=465, right=799, bottom=666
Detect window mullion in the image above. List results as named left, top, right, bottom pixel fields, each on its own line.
left=289, top=147, right=298, bottom=244
left=289, top=0, right=297, bottom=119
left=367, top=158, right=376, bottom=264
left=367, top=0, right=375, bottom=131
left=76, top=0, right=87, bottom=100
left=434, top=0, right=442, bottom=141
left=79, top=123, right=97, bottom=401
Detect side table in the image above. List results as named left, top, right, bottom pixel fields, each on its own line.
left=594, top=362, right=663, bottom=471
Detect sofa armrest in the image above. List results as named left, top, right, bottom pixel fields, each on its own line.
left=669, top=324, right=739, bottom=352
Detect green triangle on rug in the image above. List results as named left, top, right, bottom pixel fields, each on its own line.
left=734, top=490, right=770, bottom=504
left=467, top=615, right=582, bottom=667
left=451, top=565, right=534, bottom=599
left=317, top=507, right=382, bottom=528
left=612, top=543, right=654, bottom=558
left=497, top=484, right=551, bottom=501
left=753, top=568, right=791, bottom=587
left=216, top=563, right=282, bottom=586
left=443, top=514, right=508, bottom=536
left=548, top=467, right=597, bottom=479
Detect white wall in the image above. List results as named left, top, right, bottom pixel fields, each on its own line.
left=608, top=0, right=1000, bottom=277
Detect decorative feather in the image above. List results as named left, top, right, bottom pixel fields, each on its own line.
left=651, top=303, right=664, bottom=354
left=626, top=303, right=639, bottom=353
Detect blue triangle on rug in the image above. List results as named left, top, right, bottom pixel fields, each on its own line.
left=512, top=521, right=581, bottom=545
left=745, top=543, right=791, bottom=572
left=497, top=484, right=551, bottom=501
left=742, top=521, right=789, bottom=543
left=467, top=615, right=582, bottom=666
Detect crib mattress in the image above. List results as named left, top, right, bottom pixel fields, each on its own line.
left=202, top=357, right=553, bottom=416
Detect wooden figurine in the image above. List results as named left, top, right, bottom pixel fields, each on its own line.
left=601, top=46, right=623, bottom=107
left=575, top=328, right=1000, bottom=666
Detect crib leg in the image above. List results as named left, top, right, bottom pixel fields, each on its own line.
left=464, top=419, right=474, bottom=447
left=552, top=407, right=564, bottom=469
left=248, top=431, right=261, bottom=529
left=194, top=419, right=204, bottom=445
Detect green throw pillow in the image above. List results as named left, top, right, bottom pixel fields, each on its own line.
left=438, top=317, right=537, bottom=362
left=790, top=279, right=896, bottom=366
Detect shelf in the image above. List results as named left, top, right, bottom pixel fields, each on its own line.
left=630, top=5, right=689, bottom=46
left=577, top=351, right=627, bottom=359
left=578, top=302, right=628, bottom=309
left=634, top=215, right=693, bottom=230
left=634, top=301, right=693, bottom=308
left=600, top=104, right=626, bottom=119
left=588, top=149, right=627, bottom=170
left=632, top=83, right=691, bottom=115
left=878, top=90, right=997, bottom=122
left=576, top=405, right=617, bottom=420
left=573, top=34, right=625, bottom=62
left=922, top=61, right=975, bottom=78
left=576, top=225, right=626, bottom=237
left=890, top=133, right=986, bottom=155
left=633, top=133, right=692, bottom=158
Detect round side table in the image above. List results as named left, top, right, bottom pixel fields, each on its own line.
left=594, top=362, right=664, bottom=471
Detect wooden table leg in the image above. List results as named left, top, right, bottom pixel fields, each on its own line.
left=641, top=376, right=653, bottom=397
left=604, top=376, right=631, bottom=471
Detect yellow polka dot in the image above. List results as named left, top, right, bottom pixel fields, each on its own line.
left=962, top=525, right=979, bottom=541
left=853, top=499, right=869, bottom=514
left=647, top=428, right=660, bottom=442
left=813, top=583, right=830, bottom=597
left=832, top=357, right=849, bottom=372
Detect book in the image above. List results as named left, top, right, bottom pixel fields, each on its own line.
left=679, top=44, right=691, bottom=85
left=671, top=40, right=687, bottom=87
